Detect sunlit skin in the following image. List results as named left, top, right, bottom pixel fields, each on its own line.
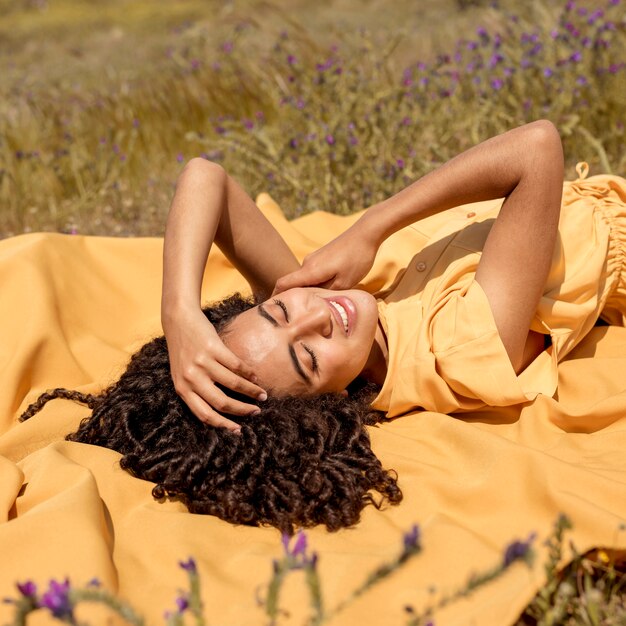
left=222, top=287, right=389, bottom=395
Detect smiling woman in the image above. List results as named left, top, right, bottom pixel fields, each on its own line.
left=19, top=121, right=626, bottom=533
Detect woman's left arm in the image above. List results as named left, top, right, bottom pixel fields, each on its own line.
left=274, top=120, right=564, bottom=372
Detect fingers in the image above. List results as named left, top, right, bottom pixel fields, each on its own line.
left=273, top=265, right=336, bottom=295
left=185, top=392, right=245, bottom=433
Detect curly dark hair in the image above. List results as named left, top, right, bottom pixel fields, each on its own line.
left=19, top=293, right=402, bottom=534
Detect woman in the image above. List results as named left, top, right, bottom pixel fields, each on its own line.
left=20, top=120, right=626, bottom=532
left=162, top=119, right=624, bottom=425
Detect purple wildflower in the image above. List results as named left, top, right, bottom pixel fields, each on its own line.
left=543, top=67, right=554, bottom=77
left=99, top=137, right=106, bottom=145
left=576, top=75, right=588, bottom=85
left=609, top=0, right=619, bottom=5
left=582, top=36, right=592, bottom=47
left=191, top=59, right=200, bottom=70
left=17, top=581, right=37, bottom=598
left=287, top=54, right=296, bottom=65
left=289, top=138, right=298, bottom=149
left=577, top=6, right=588, bottom=15
left=488, top=53, right=504, bottom=68
left=477, top=26, right=488, bottom=39
left=179, top=557, right=197, bottom=574
left=520, top=58, right=532, bottom=68
left=296, top=98, right=305, bottom=109
left=396, top=158, right=405, bottom=169
left=419, top=77, right=429, bottom=86
left=550, top=28, right=559, bottom=39
left=403, top=524, right=420, bottom=551
left=349, top=136, right=358, bottom=146
left=222, top=41, right=233, bottom=54
left=39, top=579, right=73, bottom=620
left=570, top=51, right=582, bottom=62
left=402, top=117, right=411, bottom=126
left=87, top=578, right=101, bottom=587
left=491, top=77, right=504, bottom=90
left=565, top=0, right=575, bottom=10
left=112, top=144, right=120, bottom=154
left=292, top=531, right=307, bottom=556
left=176, top=153, right=184, bottom=163
left=176, top=595, right=189, bottom=613
left=402, top=77, right=412, bottom=87
left=467, top=40, right=478, bottom=50
left=243, top=119, right=254, bottom=130
left=325, top=134, right=335, bottom=146
left=503, top=533, right=536, bottom=567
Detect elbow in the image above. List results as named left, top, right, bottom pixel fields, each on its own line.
left=179, top=157, right=228, bottom=188
left=525, top=120, right=564, bottom=174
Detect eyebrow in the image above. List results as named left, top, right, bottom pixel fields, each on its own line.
left=257, top=305, right=311, bottom=384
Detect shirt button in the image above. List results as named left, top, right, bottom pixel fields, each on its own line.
left=416, top=262, right=427, bottom=272
left=466, top=211, right=476, bottom=218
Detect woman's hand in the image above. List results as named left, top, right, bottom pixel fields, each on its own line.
left=273, top=223, right=380, bottom=294
left=164, top=305, right=266, bottom=433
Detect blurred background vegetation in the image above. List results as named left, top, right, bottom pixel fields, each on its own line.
left=0, top=0, right=624, bottom=238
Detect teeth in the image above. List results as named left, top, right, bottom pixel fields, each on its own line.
left=330, top=301, right=349, bottom=333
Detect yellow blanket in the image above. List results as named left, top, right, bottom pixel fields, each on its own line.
left=2, top=195, right=626, bottom=626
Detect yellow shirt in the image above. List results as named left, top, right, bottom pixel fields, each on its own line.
left=372, top=166, right=626, bottom=417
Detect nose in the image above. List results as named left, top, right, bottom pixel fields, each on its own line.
left=287, top=302, right=331, bottom=339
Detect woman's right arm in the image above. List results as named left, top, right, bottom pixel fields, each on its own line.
left=162, top=158, right=300, bottom=431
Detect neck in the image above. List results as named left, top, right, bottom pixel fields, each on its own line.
left=360, top=320, right=388, bottom=386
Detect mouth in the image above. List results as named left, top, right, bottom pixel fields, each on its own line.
left=325, top=296, right=356, bottom=336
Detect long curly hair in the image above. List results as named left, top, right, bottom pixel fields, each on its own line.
left=19, top=293, right=402, bottom=534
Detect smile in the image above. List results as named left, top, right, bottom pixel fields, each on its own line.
left=325, top=296, right=356, bottom=336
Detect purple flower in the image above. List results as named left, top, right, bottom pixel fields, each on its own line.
left=503, top=533, right=536, bottom=567
left=120, top=154, right=126, bottom=162
left=349, top=136, right=358, bottom=146
left=176, top=595, right=189, bottom=613
left=402, top=77, right=412, bottom=87
left=467, top=40, right=478, bottom=50
left=609, top=0, right=619, bottom=5
left=491, top=77, right=504, bottom=90
left=565, top=0, right=575, bottom=10
left=570, top=51, right=582, bottom=62
left=396, top=158, right=405, bottom=169
left=191, top=59, right=200, bottom=70
left=289, top=138, right=298, bottom=149
left=296, top=98, right=305, bottom=109
left=222, top=41, right=233, bottom=54
left=99, top=137, right=107, bottom=145
left=403, top=524, right=420, bottom=551
left=543, top=67, right=554, bottom=77
left=176, top=153, right=184, bottom=163
left=576, top=75, right=588, bottom=85
left=577, top=6, right=588, bottom=15
left=292, top=531, right=307, bottom=556
left=520, top=58, right=532, bottom=68
left=132, top=118, right=140, bottom=128
left=402, top=117, right=411, bottom=126
left=17, top=581, right=37, bottom=598
left=287, top=54, right=296, bottom=65
left=179, top=557, right=197, bottom=574
left=39, top=579, right=73, bottom=620
left=488, top=53, right=504, bottom=68
left=419, top=76, right=429, bottom=86
left=582, top=36, right=592, bottom=47
left=550, top=28, right=559, bottom=39
left=477, top=26, right=488, bottom=39
left=325, top=134, right=335, bottom=146
left=87, top=578, right=101, bottom=587
left=609, top=63, right=625, bottom=73
left=243, top=119, right=254, bottom=130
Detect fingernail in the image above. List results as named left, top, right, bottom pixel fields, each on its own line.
left=234, top=428, right=242, bottom=435
left=258, top=392, right=267, bottom=401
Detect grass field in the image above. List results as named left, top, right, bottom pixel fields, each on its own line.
left=1, top=0, right=624, bottom=237
left=1, top=0, right=626, bottom=622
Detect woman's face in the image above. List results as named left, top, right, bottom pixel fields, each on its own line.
left=222, top=287, right=379, bottom=395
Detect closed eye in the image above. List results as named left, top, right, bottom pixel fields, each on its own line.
left=303, top=344, right=319, bottom=374
left=273, top=298, right=289, bottom=322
